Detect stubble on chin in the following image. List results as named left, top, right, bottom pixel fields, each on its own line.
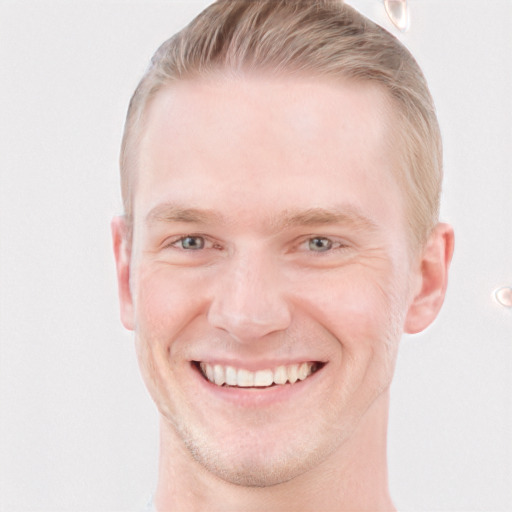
left=162, top=408, right=342, bottom=489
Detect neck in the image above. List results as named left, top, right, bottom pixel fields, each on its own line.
left=154, top=392, right=395, bottom=512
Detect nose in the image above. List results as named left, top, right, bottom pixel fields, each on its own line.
left=207, top=250, right=292, bottom=342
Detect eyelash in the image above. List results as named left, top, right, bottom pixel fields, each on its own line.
left=298, top=236, right=349, bottom=254
left=165, top=235, right=219, bottom=251
left=164, top=235, right=349, bottom=254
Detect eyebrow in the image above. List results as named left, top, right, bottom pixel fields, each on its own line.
left=271, top=207, right=379, bottom=233
left=145, top=202, right=379, bottom=233
left=146, top=203, right=223, bottom=225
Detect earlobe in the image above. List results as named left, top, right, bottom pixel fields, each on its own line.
left=404, top=223, right=455, bottom=334
left=111, top=216, right=135, bottom=331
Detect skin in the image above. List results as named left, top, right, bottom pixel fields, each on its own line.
left=112, top=74, right=454, bottom=511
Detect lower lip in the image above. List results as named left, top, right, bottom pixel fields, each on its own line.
left=190, top=363, right=325, bottom=407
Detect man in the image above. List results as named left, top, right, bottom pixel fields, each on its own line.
left=112, top=1, right=454, bottom=510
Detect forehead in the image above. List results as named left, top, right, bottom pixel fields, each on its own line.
left=134, top=74, right=403, bottom=231
left=140, top=74, right=393, bottom=160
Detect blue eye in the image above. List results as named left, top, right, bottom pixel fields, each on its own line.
left=308, top=237, right=333, bottom=252
left=180, top=236, right=205, bottom=250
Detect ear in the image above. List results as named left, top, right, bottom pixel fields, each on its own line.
left=111, top=216, right=135, bottom=331
left=404, top=223, right=455, bottom=334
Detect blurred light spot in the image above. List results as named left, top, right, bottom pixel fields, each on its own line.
left=383, top=0, right=410, bottom=32
left=495, top=287, right=512, bottom=308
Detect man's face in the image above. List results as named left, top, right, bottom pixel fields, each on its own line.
left=120, top=75, right=418, bottom=486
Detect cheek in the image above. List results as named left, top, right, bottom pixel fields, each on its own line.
left=133, top=266, right=204, bottom=339
left=297, top=267, right=404, bottom=335
left=292, top=264, right=407, bottom=384
left=131, top=267, right=205, bottom=415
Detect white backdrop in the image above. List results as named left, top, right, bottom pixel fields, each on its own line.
left=1, top=1, right=511, bottom=510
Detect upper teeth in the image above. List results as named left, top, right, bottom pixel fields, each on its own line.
left=199, top=362, right=318, bottom=387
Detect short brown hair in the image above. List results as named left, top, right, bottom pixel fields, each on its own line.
left=120, top=0, right=442, bottom=248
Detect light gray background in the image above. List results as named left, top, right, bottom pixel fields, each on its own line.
left=1, top=1, right=511, bottom=510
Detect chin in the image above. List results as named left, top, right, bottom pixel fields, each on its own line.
left=174, top=415, right=337, bottom=488
left=187, top=441, right=323, bottom=488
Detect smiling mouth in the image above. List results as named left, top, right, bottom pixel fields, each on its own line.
left=194, top=361, right=324, bottom=388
